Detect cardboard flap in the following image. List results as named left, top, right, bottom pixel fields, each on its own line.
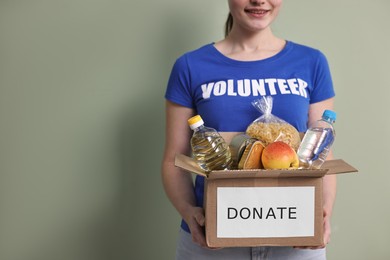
left=322, top=159, right=358, bottom=175
left=174, top=154, right=208, bottom=177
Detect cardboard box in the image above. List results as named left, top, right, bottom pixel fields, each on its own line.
left=175, top=153, right=357, bottom=247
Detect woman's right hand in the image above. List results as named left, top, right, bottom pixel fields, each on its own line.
left=184, top=206, right=207, bottom=247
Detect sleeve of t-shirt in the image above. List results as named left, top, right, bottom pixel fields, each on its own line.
left=310, top=51, right=335, bottom=104
left=164, top=55, right=195, bottom=108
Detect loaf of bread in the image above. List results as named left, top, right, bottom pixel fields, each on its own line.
left=238, top=140, right=264, bottom=170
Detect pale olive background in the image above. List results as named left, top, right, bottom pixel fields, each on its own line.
left=0, top=1, right=389, bottom=260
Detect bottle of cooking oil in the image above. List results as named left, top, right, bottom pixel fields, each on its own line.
left=188, top=115, right=232, bottom=172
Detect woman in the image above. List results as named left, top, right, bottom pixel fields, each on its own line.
left=162, top=0, right=336, bottom=259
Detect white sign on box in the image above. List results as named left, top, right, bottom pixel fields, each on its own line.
left=217, top=187, right=315, bottom=238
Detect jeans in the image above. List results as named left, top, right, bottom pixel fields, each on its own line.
left=175, top=228, right=326, bottom=260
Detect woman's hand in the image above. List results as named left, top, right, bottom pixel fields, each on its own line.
left=183, top=206, right=223, bottom=250
left=294, top=208, right=331, bottom=250
left=322, top=207, right=332, bottom=246
left=184, top=206, right=207, bottom=247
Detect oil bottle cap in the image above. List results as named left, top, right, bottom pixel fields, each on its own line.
left=188, top=115, right=204, bottom=130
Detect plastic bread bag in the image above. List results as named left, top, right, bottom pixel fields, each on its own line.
left=245, top=96, right=301, bottom=150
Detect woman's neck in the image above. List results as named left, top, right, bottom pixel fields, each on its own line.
left=215, top=27, right=286, bottom=61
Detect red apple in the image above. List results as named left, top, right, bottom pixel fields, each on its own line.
left=261, top=141, right=299, bottom=169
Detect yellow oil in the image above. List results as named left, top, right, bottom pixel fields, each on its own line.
left=191, top=131, right=232, bottom=172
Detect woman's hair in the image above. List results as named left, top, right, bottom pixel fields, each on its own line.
left=224, top=13, right=233, bottom=37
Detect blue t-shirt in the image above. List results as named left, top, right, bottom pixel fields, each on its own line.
left=165, top=41, right=335, bottom=233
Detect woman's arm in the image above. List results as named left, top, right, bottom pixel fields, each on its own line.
left=161, top=100, right=208, bottom=247
left=297, top=97, right=337, bottom=249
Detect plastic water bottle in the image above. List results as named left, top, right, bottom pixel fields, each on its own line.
left=297, top=110, right=336, bottom=169
left=188, top=115, right=232, bottom=172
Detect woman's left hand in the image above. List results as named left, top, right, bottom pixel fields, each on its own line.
left=322, top=208, right=332, bottom=246
left=293, top=208, right=331, bottom=250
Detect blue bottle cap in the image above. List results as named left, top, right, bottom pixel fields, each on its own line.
left=323, top=110, right=336, bottom=122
